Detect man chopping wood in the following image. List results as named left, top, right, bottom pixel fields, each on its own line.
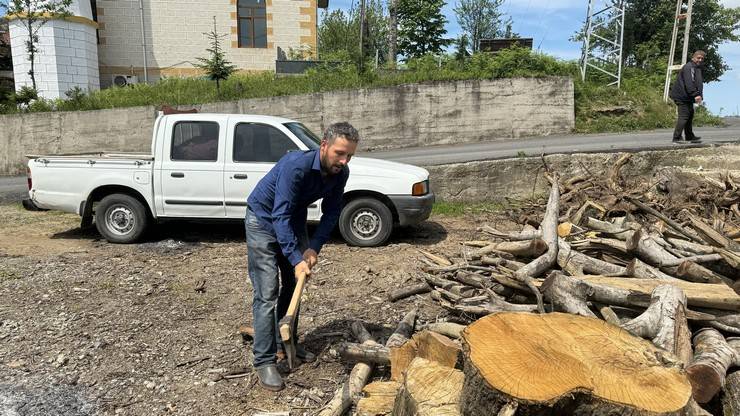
left=245, top=122, right=359, bottom=391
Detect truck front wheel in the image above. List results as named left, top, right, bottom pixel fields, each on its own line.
left=339, top=197, right=393, bottom=247
left=94, top=194, right=149, bottom=243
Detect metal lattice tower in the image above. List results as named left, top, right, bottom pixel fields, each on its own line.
left=663, top=0, right=694, bottom=102
left=579, top=0, right=626, bottom=88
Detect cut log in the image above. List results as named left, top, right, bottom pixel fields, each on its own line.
left=558, top=239, right=627, bottom=276
left=392, top=357, right=463, bottom=416
left=666, top=238, right=715, bottom=255
left=388, top=282, right=432, bottom=302
left=390, top=330, right=461, bottom=381
left=459, top=312, right=691, bottom=415
left=660, top=254, right=724, bottom=267
left=423, top=322, right=465, bottom=339
left=585, top=216, right=636, bottom=240
left=356, top=381, right=400, bottom=416
left=686, top=328, right=738, bottom=403
left=577, top=276, right=740, bottom=311
left=627, top=228, right=679, bottom=266
left=626, top=258, right=680, bottom=281
left=480, top=225, right=541, bottom=241
left=480, top=256, right=525, bottom=270
left=336, top=342, right=390, bottom=365
left=571, top=237, right=629, bottom=254
left=671, top=260, right=731, bottom=285
left=419, top=250, right=453, bottom=266
left=621, top=284, right=688, bottom=355
left=386, top=309, right=416, bottom=348
left=472, top=239, right=548, bottom=259
left=514, top=177, right=560, bottom=313
left=685, top=211, right=740, bottom=251
left=319, top=321, right=378, bottom=416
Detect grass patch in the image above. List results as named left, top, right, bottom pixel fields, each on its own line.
left=0, top=47, right=722, bottom=133
left=432, top=201, right=507, bottom=216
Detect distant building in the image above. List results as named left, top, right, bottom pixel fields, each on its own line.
left=0, top=19, right=13, bottom=89
left=5, top=0, right=325, bottom=99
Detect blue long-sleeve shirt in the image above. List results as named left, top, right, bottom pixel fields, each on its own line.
left=247, top=149, right=349, bottom=266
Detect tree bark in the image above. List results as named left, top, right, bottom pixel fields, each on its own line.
left=515, top=178, right=560, bottom=313
left=472, top=239, right=548, bottom=259
left=686, top=328, right=738, bottom=403
left=390, top=330, right=461, bottom=381
left=423, top=322, right=465, bottom=339
left=626, top=258, right=681, bottom=281
left=459, top=312, right=691, bottom=415
left=621, top=284, right=688, bottom=355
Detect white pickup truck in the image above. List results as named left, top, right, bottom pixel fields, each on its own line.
left=23, top=113, right=434, bottom=246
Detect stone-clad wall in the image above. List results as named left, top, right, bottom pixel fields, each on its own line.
left=0, top=77, right=574, bottom=175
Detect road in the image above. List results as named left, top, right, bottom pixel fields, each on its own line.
left=2, top=123, right=739, bottom=203
left=367, top=124, right=740, bottom=166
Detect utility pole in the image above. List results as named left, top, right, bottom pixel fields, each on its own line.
left=579, top=0, right=626, bottom=88
left=388, top=0, right=397, bottom=68
left=663, top=0, right=694, bottom=102
left=358, top=0, right=366, bottom=71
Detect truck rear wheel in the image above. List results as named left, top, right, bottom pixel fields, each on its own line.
left=94, top=194, right=149, bottom=243
left=339, top=197, right=393, bottom=247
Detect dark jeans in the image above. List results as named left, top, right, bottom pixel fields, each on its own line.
left=245, top=208, right=308, bottom=368
left=673, top=101, right=696, bottom=140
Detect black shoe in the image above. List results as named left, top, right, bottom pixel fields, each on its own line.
left=255, top=364, right=284, bottom=392
left=687, top=136, right=702, bottom=143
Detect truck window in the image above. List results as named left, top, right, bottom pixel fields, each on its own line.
left=171, top=121, right=220, bottom=161
left=233, top=123, right=299, bottom=163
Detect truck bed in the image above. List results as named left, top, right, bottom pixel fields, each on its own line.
left=26, top=152, right=154, bottom=161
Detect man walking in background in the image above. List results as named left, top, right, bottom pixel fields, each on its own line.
left=245, top=122, right=359, bottom=391
left=670, top=50, right=706, bottom=144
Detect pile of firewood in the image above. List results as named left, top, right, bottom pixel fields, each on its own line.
left=323, top=155, right=740, bottom=415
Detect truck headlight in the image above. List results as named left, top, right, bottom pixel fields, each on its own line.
left=412, top=180, right=429, bottom=196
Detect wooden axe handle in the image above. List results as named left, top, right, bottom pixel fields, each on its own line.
left=279, top=270, right=307, bottom=343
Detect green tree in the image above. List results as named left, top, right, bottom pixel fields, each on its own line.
left=454, top=34, right=471, bottom=61
left=6, top=0, right=73, bottom=90
left=454, top=0, right=509, bottom=53
left=397, top=0, right=449, bottom=59
left=195, top=17, right=237, bottom=95
left=318, top=0, right=388, bottom=67
left=623, top=0, right=740, bottom=81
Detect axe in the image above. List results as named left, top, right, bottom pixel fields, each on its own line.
left=278, top=269, right=307, bottom=370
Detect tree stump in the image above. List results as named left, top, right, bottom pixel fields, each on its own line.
left=459, top=312, right=692, bottom=415
left=392, top=357, right=463, bottom=416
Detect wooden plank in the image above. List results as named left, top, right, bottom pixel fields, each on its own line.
left=575, top=276, right=740, bottom=311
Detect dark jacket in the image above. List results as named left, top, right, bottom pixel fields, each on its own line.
left=669, top=61, right=703, bottom=103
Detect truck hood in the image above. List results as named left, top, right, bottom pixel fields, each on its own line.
left=348, top=156, right=429, bottom=182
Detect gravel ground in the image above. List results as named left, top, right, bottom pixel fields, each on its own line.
left=0, top=203, right=501, bottom=416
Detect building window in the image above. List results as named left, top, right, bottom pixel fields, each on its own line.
left=237, top=0, right=267, bottom=48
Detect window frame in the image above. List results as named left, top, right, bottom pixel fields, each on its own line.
left=237, top=0, right=267, bottom=49
left=170, top=121, right=221, bottom=162
left=232, top=122, right=300, bottom=164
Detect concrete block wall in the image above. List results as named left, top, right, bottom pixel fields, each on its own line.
left=96, top=0, right=316, bottom=85
left=9, top=19, right=100, bottom=99
left=0, top=77, right=574, bottom=175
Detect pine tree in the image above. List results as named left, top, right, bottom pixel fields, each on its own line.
left=396, top=0, right=449, bottom=59
left=195, top=17, right=237, bottom=95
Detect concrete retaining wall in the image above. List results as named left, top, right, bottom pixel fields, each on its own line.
left=425, top=145, right=740, bottom=202
left=0, top=77, right=574, bottom=175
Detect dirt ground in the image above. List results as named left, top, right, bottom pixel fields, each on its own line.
left=0, top=202, right=501, bottom=416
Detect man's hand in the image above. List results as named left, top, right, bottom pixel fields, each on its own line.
left=303, top=249, right=318, bottom=269
left=695, top=95, right=703, bottom=104
left=295, top=260, right=312, bottom=280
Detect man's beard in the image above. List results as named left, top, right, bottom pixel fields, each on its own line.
left=321, top=154, right=343, bottom=175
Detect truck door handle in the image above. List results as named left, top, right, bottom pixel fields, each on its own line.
left=233, top=174, right=249, bottom=179
left=171, top=172, right=185, bottom=178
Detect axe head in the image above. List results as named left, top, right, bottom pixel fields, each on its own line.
left=278, top=314, right=297, bottom=370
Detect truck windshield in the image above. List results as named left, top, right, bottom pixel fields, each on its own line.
left=284, top=123, right=320, bottom=150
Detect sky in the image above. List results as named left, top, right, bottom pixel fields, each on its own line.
left=325, top=0, right=740, bottom=116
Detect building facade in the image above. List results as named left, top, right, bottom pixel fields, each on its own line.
left=95, top=0, right=319, bottom=87
left=5, top=0, right=321, bottom=98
